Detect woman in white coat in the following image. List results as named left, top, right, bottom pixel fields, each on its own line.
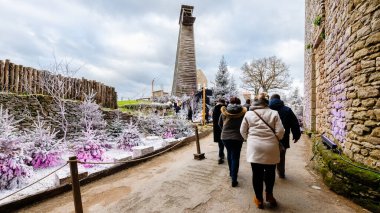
left=240, top=93, right=285, bottom=209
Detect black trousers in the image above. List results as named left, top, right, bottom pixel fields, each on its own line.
left=217, top=140, right=225, bottom=159
left=277, top=148, right=287, bottom=177
left=250, top=163, right=276, bottom=200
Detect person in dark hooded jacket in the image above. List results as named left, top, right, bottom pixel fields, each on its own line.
left=212, top=98, right=226, bottom=164
left=218, top=97, right=247, bottom=187
left=269, top=94, right=301, bottom=178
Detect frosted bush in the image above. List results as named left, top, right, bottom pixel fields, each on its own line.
left=79, top=91, right=107, bottom=131
left=107, top=110, right=125, bottom=138
left=163, top=118, right=194, bottom=138
left=0, top=105, right=31, bottom=190
left=137, top=114, right=165, bottom=136
left=117, top=121, right=141, bottom=151
left=74, top=128, right=105, bottom=168
left=162, top=127, right=175, bottom=139
left=24, top=114, right=62, bottom=169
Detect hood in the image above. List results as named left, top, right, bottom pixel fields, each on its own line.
left=221, top=104, right=247, bottom=118
left=269, top=98, right=284, bottom=110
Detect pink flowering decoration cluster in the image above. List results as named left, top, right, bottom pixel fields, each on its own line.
left=75, top=129, right=105, bottom=168
left=162, top=127, right=175, bottom=139
left=0, top=105, right=31, bottom=190
left=117, top=121, right=141, bottom=151
left=29, top=152, right=61, bottom=169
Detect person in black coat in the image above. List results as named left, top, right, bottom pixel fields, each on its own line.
left=212, top=98, right=226, bottom=164
left=269, top=94, right=301, bottom=178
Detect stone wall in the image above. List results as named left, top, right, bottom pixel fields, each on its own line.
left=0, top=93, right=128, bottom=137
left=305, top=0, right=380, bottom=169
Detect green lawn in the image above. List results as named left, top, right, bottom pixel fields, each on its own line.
left=117, top=99, right=151, bottom=107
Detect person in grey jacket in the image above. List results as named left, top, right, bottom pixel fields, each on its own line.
left=218, top=97, right=247, bottom=187
left=240, top=93, right=285, bottom=209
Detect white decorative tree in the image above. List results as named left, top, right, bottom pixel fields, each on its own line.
left=117, top=121, right=142, bottom=151
left=74, top=91, right=107, bottom=166
left=213, top=56, right=231, bottom=99
left=24, top=113, right=62, bottom=169
left=228, top=76, right=239, bottom=98
left=0, top=105, right=31, bottom=190
left=107, top=110, right=125, bottom=139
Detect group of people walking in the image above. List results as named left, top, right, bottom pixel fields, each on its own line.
left=212, top=93, right=301, bottom=209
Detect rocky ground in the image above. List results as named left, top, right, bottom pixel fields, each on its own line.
left=21, top=134, right=368, bottom=213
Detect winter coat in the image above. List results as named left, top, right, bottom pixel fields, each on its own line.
left=240, top=106, right=285, bottom=164
left=243, top=104, right=251, bottom=111
left=212, top=103, right=225, bottom=142
left=218, top=104, right=247, bottom=141
left=269, top=99, right=301, bottom=149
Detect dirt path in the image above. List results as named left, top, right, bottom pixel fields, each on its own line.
left=21, top=134, right=368, bottom=213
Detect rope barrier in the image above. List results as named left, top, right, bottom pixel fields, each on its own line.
left=0, top=130, right=208, bottom=204
left=0, top=162, right=69, bottom=202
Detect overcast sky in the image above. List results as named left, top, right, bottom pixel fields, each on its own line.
left=0, top=0, right=305, bottom=99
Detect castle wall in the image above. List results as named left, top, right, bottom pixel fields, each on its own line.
left=305, top=0, right=380, bottom=168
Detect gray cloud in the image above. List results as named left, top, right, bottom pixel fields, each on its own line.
left=0, top=0, right=304, bottom=98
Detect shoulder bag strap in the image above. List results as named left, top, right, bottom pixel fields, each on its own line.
left=252, top=110, right=280, bottom=142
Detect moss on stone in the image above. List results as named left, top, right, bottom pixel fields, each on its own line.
left=312, top=138, right=380, bottom=212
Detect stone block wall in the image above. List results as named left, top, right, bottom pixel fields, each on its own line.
left=305, top=0, right=380, bottom=169
left=0, top=93, right=127, bottom=137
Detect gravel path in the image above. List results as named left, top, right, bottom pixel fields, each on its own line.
left=21, top=134, right=368, bottom=213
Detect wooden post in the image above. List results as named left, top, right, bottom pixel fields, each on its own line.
left=0, top=60, right=4, bottom=92
left=14, top=65, right=19, bottom=93
left=32, top=69, right=37, bottom=94
left=19, top=65, right=23, bottom=93
left=4, top=59, right=9, bottom=92
left=28, top=68, right=33, bottom=94
left=202, top=85, right=206, bottom=125
left=193, top=125, right=205, bottom=160
left=69, top=156, right=83, bottom=213
left=9, top=63, right=15, bottom=93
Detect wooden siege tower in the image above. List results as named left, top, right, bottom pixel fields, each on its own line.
left=171, top=5, right=197, bottom=97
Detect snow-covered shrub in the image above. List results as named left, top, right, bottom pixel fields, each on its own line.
left=77, top=91, right=110, bottom=144
left=24, top=114, right=62, bottom=169
left=172, top=119, right=194, bottom=137
left=107, top=110, right=125, bottom=138
left=137, top=114, right=165, bottom=136
left=73, top=92, right=108, bottom=167
left=162, top=127, right=175, bottom=139
left=162, top=118, right=194, bottom=139
left=117, top=121, right=141, bottom=151
left=79, top=91, right=107, bottom=131
left=0, top=105, right=31, bottom=190
left=74, top=128, right=105, bottom=168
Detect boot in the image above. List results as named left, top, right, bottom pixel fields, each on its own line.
left=265, top=192, right=277, bottom=207
left=253, top=197, right=264, bottom=209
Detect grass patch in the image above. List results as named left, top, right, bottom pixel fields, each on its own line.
left=117, top=99, right=151, bottom=107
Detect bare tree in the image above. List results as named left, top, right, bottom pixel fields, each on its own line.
left=21, top=57, right=81, bottom=143
left=39, top=57, right=81, bottom=142
left=240, top=56, right=291, bottom=94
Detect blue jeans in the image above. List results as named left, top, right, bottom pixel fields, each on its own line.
left=222, top=140, right=243, bottom=183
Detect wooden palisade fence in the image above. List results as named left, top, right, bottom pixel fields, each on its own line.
left=0, top=59, right=117, bottom=109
